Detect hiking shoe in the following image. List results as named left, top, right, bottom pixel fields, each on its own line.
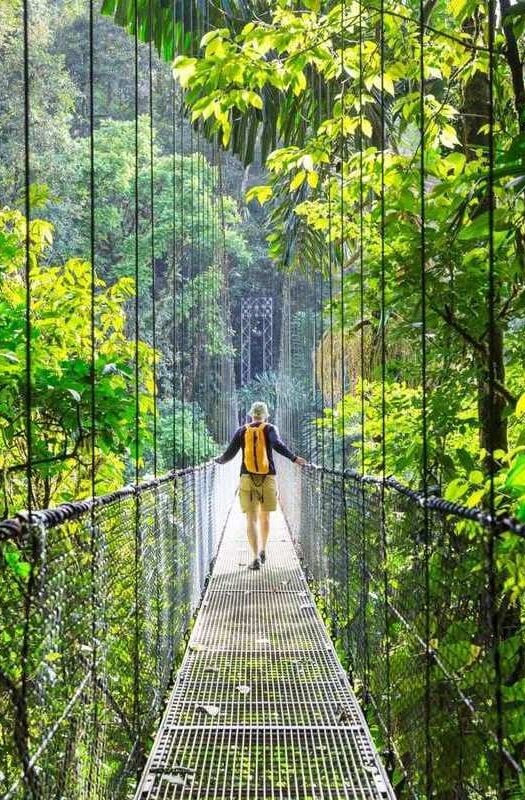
left=248, top=558, right=261, bottom=571
left=259, top=550, right=266, bottom=564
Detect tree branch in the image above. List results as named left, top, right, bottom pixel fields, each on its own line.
left=434, top=304, right=517, bottom=406
left=436, top=303, right=487, bottom=357
left=6, top=441, right=83, bottom=475
left=500, top=0, right=525, bottom=132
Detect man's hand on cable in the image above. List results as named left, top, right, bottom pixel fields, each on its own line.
left=294, top=456, right=307, bottom=466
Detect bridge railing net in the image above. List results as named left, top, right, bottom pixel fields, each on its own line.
left=0, top=459, right=237, bottom=800
left=278, top=457, right=524, bottom=799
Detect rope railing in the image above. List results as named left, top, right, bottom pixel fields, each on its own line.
left=0, top=458, right=238, bottom=800
left=278, top=457, right=524, bottom=798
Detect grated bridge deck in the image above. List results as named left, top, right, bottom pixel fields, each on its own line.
left=135, top=503, right=395, bottom=799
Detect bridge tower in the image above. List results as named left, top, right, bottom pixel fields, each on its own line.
left=240, top=296, right=273, bottom=385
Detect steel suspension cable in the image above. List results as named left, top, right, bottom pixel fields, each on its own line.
left=379, top=0, right=393, bottom=769
left=326, top=147, right=338, bottom=634
left=217, top=147, right=228, bottom=440
left=487, top=0, right=505, bottom=791
left=21, top=0, right=36, bottom=792
left=171, top=0, right=178, bottom=470
left=179, top=65, right=186, bottom=468
left=147, top=6, right=164, bottom=707
left=148, top=7, right=158, bottom=477
left=189, top=1, right=197, bottom=468
left=357, top=0, right=370, bottom=712
left=314, top=71, right=328, bottom=612
left=418, top=1, right=432, bottom=792
left=23, top=0, right=32, bottom=516
left=312, top=266, right=321, bottom=462
left=339, top=0, right=350, bottom=663
left=132, top=0, right=142, bottom=753
left=87, top=0, right=100, bottom=791
left=195, top=138, right=201, bottom=463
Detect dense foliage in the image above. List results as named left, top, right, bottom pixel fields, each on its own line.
left=0, top=207, right=155, bottom=513
left=0, top=0, right=255, bottom=511
left=2, top=0, right=524, bottom=794
left=166, top=0, right=525, bottom=795
left=173, top=0, right=525, bottom=513
left=0, top=4, right=248, bottom=795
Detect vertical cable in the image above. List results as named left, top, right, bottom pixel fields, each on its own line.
left=87, top=0, right=99, bottom=790
left=147, top=4, right=161, bottom=697
left=88, top=0, right=96, bottom=552
left=180, top=77, right=186, bottom=467
left=379, top=0, right=393, bottom=767
left=339, top=0, right=350, bottom=666
left=133, top=2, right=140, bottom=487
left=194, top=129, right=200, bottom=464
left=339, top=0, right=346, bottom=470
left=21, top=0, right=36, bottom=793
left=189, top=0, right=196, bottom=468
left=196, top=128, right=203, bottom=463
left=316, top=71, right=327, bottom=600
left=169, top=0, right=179, bottom=659
left=171, top=0, right=178, bottom=469
left=312, top=270, right=320, bottom=462
left=487, top=0, right=504, bottom=791
left=326, top=140, right=338, bottom=635
left=132, top=0, right=141, bottom=756
left=148, top=8, right=158, bottom=477
left=23, top=0, right=32, bottom=513
left=419, top=0, right=432, bottom=792
left=358, top=0, right=370, bottom=710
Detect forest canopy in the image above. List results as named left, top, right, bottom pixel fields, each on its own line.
left=0, top=0, right=254, bottom=513
left=165, top=0, right=525, bottom=522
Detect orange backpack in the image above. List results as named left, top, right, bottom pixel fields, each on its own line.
left=243, top=423, right=269, bottom=474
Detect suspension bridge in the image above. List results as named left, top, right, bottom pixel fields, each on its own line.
left=1, top=0, right=525, bottom=796
left=1, top=418, right=523, bottom=799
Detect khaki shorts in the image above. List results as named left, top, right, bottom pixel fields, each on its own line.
left=239, top=474, right=278, bottom=513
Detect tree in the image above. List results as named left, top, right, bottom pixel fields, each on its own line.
left=0, top=0, right=78, bottom=206
left=167, top=2, right=525, bottom=794
left=0, top=206, right=155, bottom=514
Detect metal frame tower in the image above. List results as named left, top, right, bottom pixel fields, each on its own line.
left=240, top=296, right=273, bottom=385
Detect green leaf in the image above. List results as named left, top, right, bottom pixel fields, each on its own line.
left=505, top=454, right=525, bottom=493
left=457, top=210, right=510, bottom=241
left=361, top=118, right=373, bottom=138
left=246, top=185, right=273, bottom=205
left=0, top=351, right=20, bottom=364
left=444, top=478, right=469, bottom=501
left=468, top=470, right=484, bottom=484
left=516, top=393, right=525, bottom=418
left=4, top=549, right=31, bottom=579
left=289, top=170, right=306, bottom=191
left=173, top=57, right=197, bottom=88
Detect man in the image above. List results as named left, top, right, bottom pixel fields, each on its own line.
left=215, top=401, right=307, bottom=571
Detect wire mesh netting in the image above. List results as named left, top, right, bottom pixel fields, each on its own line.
left=0, top=458, right=238, bottom=799
left=278, top=457, right=525, bottom=799
left=135, top=502, right=395, bottom=800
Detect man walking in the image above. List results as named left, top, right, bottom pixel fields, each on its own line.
left=215, top=401, right=307, bottom=571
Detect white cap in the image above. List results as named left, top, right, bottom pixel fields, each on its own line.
left=249, top=401, right=269, bottom=420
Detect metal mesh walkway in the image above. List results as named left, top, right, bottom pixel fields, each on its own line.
left=135, top=502, right=395, bottom=800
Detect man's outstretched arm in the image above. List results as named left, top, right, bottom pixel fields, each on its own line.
left=269, top=427, right=307, bottom=465
left=215, top=428, right=242, bottom=464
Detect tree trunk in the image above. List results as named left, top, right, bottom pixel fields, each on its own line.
left=460, top=16, right=508, bottom=474
left=477, top=326, right=508, bottom=472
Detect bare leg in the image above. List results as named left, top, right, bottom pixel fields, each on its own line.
left=259, top=509, right=270, bottom=552
left=246, top=510, right=259, bottom=558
